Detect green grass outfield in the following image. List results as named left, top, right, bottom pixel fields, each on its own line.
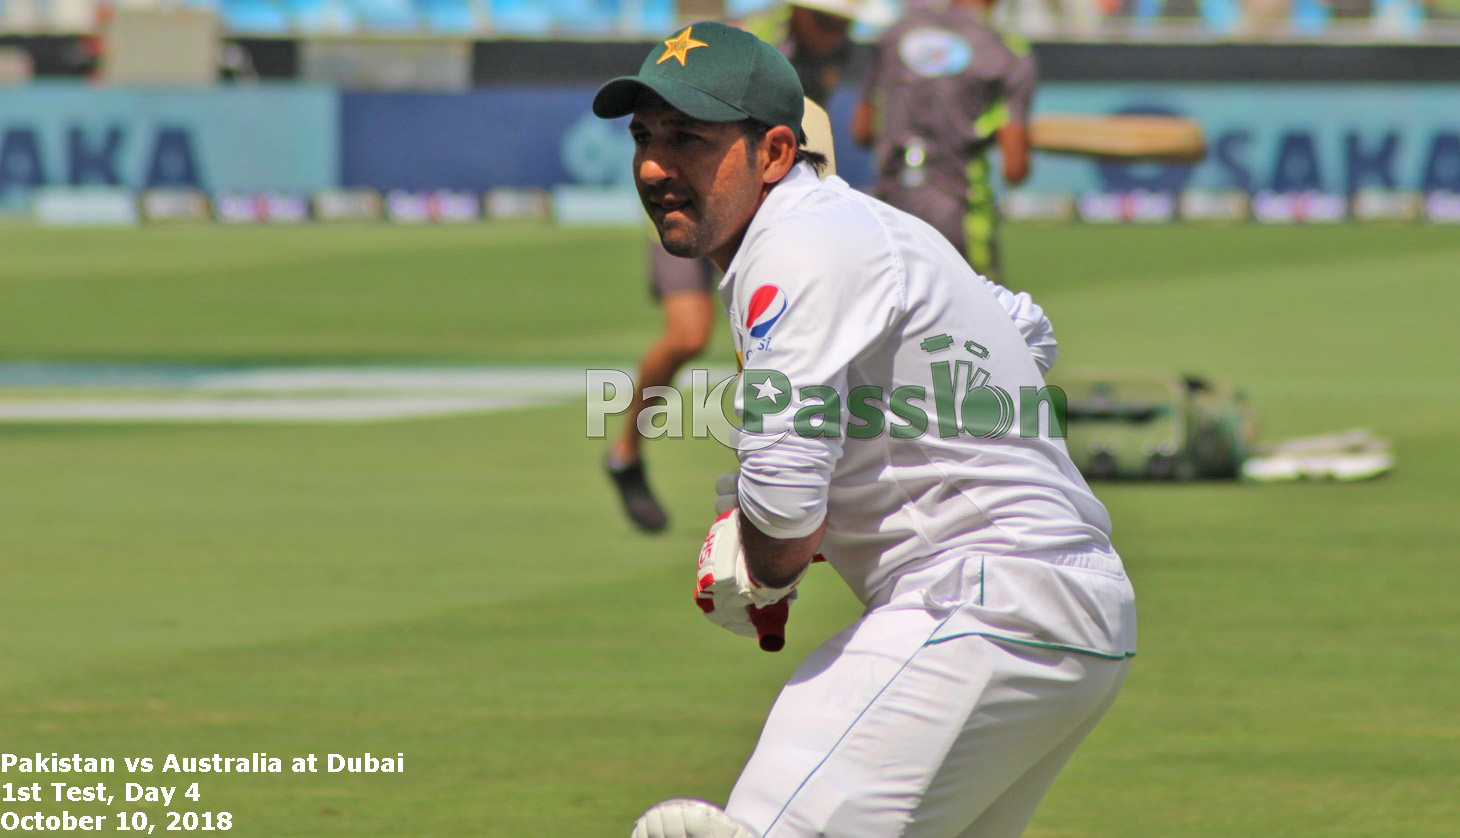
left=2, top=223, right=1458, bottom=836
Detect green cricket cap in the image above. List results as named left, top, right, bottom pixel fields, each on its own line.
left=593, top=22, right=805, bottom=140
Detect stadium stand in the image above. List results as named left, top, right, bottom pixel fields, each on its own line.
left=1, top=0, right=35, bottom=30
left=285, top=0, right=358, bottom=33
left=416, top=0, right=478, bottom=33
left=50, top=0, right=98, bottom=30
left=486, top=0, right=553, bottom=34
left=0, top=0, right=1456, bottom=41
left=550, top=0, right=624, bottom=34
left=349, top=0, right=418, bottom=31
left=221, top=0, right=290, bottom=34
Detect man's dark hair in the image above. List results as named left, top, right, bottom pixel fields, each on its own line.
left=742, top=119, right=830, bottom=176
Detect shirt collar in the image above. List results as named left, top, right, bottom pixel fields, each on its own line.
left=718, top=161, right=824, bottom=291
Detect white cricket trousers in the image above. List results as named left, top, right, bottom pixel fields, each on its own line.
left=724, top=563, right=1132, bottom=838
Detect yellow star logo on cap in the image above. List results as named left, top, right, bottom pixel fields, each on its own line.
left=657, top=26, right=709, bottom=67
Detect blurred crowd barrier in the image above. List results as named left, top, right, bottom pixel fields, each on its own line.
left=0, top=0, right=1457, bottom=42
left=3, top=79, right=1457, bottom=228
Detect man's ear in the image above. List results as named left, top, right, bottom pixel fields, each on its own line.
left=761, top=125, right=799, bottom=184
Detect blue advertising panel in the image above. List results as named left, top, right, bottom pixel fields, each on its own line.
left=338, top=82, right=1460, bottom=196
left=0, top=83, right=338, bottom=197
left=3, top=82, right=1454, bottom=198
left=340, top=89, right=622, bottom=191
left=339, top=85, right=881, bottom=191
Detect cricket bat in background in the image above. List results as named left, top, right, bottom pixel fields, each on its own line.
left=1030, top=115, right=1207, bottom=163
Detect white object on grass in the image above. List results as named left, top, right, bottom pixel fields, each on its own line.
left=631, top=799, right=757, bottom=838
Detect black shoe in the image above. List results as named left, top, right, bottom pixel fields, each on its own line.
left=605, top=456, right=669, bottom=533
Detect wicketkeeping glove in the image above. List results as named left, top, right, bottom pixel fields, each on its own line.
left=694, top=509, right=802, bottom=652
left=630, top=798, right=757, bottom=838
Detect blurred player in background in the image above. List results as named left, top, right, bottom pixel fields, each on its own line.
left=853, top=0, right=1036, bottom=281
left=605, top=1, right=866, bottom=534
left=597, top=22, right=1134, bottom=838
left=745, top=0, right=859, bottom=104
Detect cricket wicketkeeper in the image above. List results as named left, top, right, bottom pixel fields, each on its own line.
left=594, top=22, right=1137, bottom=838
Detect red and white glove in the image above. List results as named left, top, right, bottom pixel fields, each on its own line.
left=694, top=509, right=801, bottom=652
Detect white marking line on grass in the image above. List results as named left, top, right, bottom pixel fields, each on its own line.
left=0, top=396, right=561, bottom=422
left=0, top=363, right=590, bottom=394
left=0, top=364, right=590, bottom=422
left=199, top=366, right=592, bottom=393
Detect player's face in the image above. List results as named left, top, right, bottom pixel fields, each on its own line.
left=629, top=98, right=767, bottom=268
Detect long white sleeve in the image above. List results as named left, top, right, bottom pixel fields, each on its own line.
left=977, top=276, right=1059, bottom=375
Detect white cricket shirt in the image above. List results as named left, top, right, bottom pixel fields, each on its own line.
left=723, top=162, right=1117, bottom=609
